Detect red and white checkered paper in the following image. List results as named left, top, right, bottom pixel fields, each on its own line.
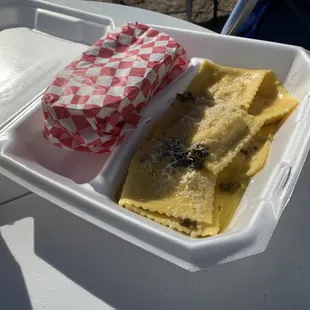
left=42, top=22, right=188, bottom=154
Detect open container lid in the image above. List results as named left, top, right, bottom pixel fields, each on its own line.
left=1, top=0, right=310, bottom=271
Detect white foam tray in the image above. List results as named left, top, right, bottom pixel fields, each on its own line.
left=1, top=0, right=310, bottom=271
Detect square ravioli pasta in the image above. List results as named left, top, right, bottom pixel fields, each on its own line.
left=119, top=138, right=217, bottom=225
left=187, top=60, right=268, bottom=110
left=165, top=104, right=263, bottom=174
left=118, top=60, right=298, bottom=238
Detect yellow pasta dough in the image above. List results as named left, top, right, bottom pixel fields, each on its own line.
left=214, top=178, right=249, bottom=232
left=119, top=139, right=217, bottom=224
left=166, top=104, right=263, bottom=174
left=149, top=93, right=214, bottom=139
left=148, top=93, right=195, bottom=138
left=187, top=60, right=267, bottom=110
left=214, top=150, right=250, bottom=232
left=123, top=204, right=219, bottom=237
left=217, top=124, right=277, bottom=178
left=214, top=124, right=277, bottom=231
left=248, top=71, right=298, bottom=124
left=242, top=124, right=277, bottom=176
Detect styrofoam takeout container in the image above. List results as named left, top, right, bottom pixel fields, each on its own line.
left=1, top=0, right=310, bottom=271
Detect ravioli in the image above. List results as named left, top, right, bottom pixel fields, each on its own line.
left=148, top=93, right=196, bottom=138
left=123, top=204, right=219, bottom=237
left=166, top=104, right=263, bottom=174
left=119, top=139, right=217, bottom=224
left=187, top=60, right=267, bottom=110
left=214, top=177, right=249, bottom=232
left=242, top=124, right=277, bottom=176
left=149, top=93, right=214, bottom=139
left=248, top=71, right=298, bottom=124
left=118, top=60, right=299, bottom=238
left=214, top=124, right=277, bottom=231
left=216, top=124, right=277, bottom=178
left=213, top=147, right=250, bottom=232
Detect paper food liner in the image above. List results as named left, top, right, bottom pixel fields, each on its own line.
left=42, top=22, right=189, bottom=153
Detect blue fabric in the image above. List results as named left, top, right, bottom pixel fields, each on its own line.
left=285, top=0, right=310, bottom=28
left=230, top=0, right=310, bottom=50
left=235, top=0, right=270, bottom=38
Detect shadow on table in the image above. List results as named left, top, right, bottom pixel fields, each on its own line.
left=0, top=197, right=33, bottom=310
left=0, top=232, right=32, bottom=310
left=27, top=157, right=310, bottom=309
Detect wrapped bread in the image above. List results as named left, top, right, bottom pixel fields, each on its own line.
left=42, top=22, right=188, bottom=153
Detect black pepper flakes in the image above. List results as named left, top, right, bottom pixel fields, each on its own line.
left=240, top=149, right=249, bottom=156
left=180, top=219, right=197, bottom=230
left=161, top=140, right=209, bottom=170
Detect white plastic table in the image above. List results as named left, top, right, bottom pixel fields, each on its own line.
left=0, top=1, right=310, bottom=309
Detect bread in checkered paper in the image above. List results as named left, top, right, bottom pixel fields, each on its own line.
left=42, top=22, right=188, bottom=154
